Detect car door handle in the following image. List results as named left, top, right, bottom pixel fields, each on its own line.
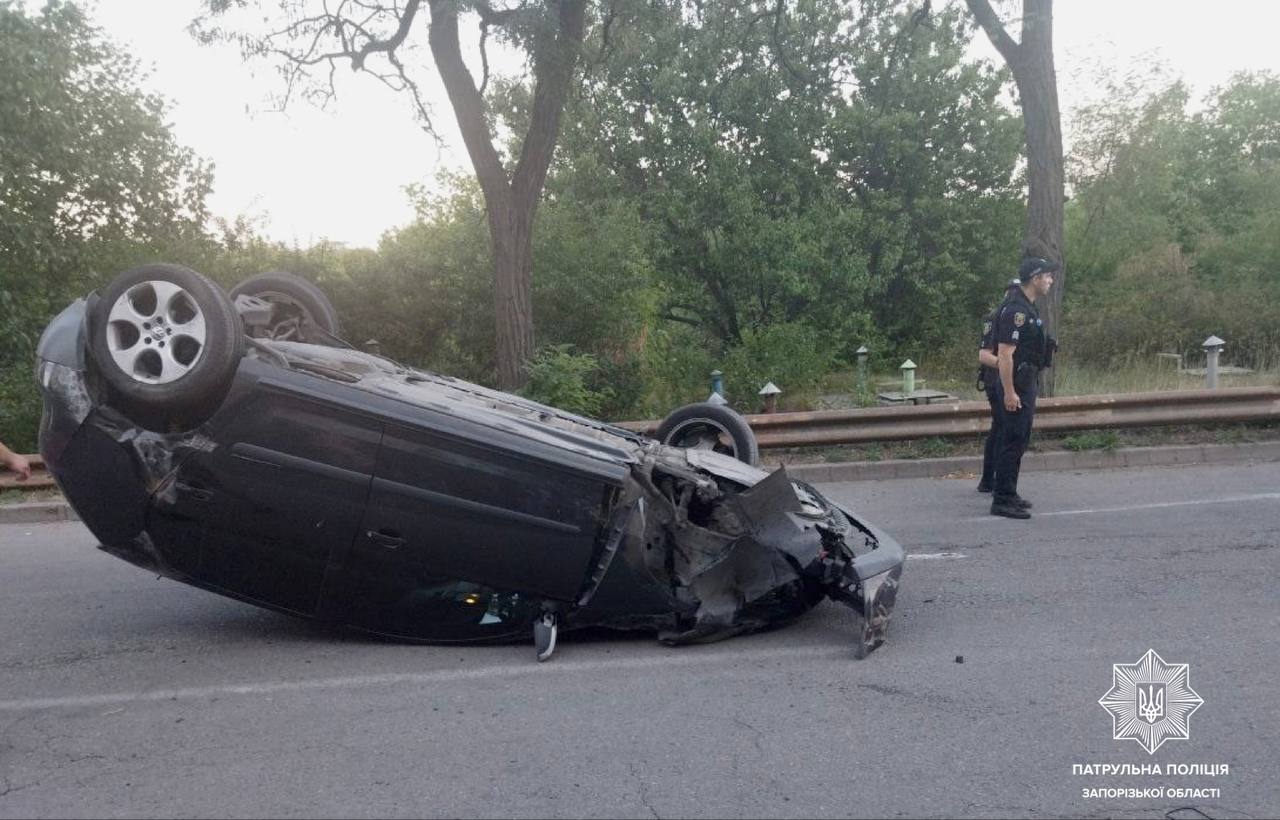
left=175, top=482, right=213, bottom=503
left=367, top=529, right=405, bottom=549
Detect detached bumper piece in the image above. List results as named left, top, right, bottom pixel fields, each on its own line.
left=830, top=563, right=903, bottom=659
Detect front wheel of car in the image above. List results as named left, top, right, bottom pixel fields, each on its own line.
left=88, top=263, right=244, bottom=430
left=655, top=402, right=759, bottom=466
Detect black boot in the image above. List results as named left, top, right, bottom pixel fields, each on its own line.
left=991, top=497, right=1031, bottom=519
left=1012, top=495, right=1033, bottom=509
left=976, top=481, right=993, bottom=493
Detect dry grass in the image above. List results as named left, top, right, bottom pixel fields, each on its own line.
left=0, top=486, right=64, bottom=505
left=816, top=355, right=1280, bottom=410
left=1053, top=354, right=1280, bottom=396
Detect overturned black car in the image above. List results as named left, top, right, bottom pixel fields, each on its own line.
left=36, top=264, right=905, bottom=660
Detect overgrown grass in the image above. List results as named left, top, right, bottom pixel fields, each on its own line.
left=819, top=354, right=1280, bottom=408
left=767, top=421, right=1280, bottom=465
left=0, top=487, right=63, bottom=505
left=1052, top=352, right=1280, bottom=396
left=1061, top=430, right=1120, bottom=451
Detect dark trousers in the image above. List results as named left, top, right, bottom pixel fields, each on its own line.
left=993, top=378, right=1037, bottom=501
left=980, top=383, right=1001, bottom=488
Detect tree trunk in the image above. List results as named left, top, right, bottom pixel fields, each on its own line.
left=967, top=0, right=1065, bottom=394
left=487, top=196, right=536, bottom=390
left=429, top=0, right=585, bottom=390
left=1014, top=0, right=1064, bottom=394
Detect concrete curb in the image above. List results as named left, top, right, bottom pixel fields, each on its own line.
left=0, top=502, right=81, bottom=524
left=4, top=441, right=1280, bottom=525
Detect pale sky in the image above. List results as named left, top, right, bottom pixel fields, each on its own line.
left=85, top=0, right=1280, bottom=249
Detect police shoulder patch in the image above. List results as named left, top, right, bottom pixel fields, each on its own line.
left=1014, top=312, right=1026, bottom=327
left=983, top=321, right=992, bottom=333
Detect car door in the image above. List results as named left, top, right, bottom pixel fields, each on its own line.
left=332, top=412, right=626, bottom=640
left=153, top=368, right=382, bottom=616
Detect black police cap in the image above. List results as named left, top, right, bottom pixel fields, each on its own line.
left=1018, top=256, right=1061, bottom=283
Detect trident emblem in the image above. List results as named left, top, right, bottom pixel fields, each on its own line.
left=1138, top=684, right=1165, bottom=723
left=1101, top=650, right=1202, bottom=753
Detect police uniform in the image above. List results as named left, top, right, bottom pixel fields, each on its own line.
left=991, top=287, right=1049, bottom=509
left=976, top=301, right=1005, bottom=492
left=978, top=280, right=1023, bottom=492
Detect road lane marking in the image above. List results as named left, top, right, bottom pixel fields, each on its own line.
left=907, top=552, right=966, bottom=560
left=0, top=644, right=862, bottom=713
left=1037, top=492, right=1280, bottom=516
left=963, top=492, right=1280, bottom=521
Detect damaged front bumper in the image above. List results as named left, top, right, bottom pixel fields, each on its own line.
left=577, top=448, right=906, bottom=658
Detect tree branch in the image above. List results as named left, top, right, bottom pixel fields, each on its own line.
left=964, top=0, right=1020, bottom=67
left=428, top=0, right=508, bottom=203
left=512, top=0, right=587, bottom=210
left=475, top=0, right=527, bottom=28
left=350, top=0, right=421, bottom=70
left=661, top=304, right=709, bottom=328
left=770, top=0, right=820, bottom=89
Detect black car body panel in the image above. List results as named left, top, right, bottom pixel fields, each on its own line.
left=37, top=298, right=906, bottom=657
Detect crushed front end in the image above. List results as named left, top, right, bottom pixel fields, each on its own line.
left=575, top=447, right=905, bottom=658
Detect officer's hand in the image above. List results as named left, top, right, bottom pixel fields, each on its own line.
left=1004, top=391, right=1021, bottom=413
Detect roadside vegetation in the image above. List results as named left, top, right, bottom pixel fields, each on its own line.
left=3, top=1, right=1280, bottom=453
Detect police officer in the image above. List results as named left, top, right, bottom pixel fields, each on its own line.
left=977, top=279, right=1021, bottom=494
left=990, top=256, right=1059, bottom=519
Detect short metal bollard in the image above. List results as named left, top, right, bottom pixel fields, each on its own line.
left=855, top=345, right=869, bottom=394
left=710, top=369, right=724, bottom=397
left=1203, top=335, right=1225, bottom=389
left=759, top=382, right=781, bottom=413
left=900, top=359, right=917, bottom=395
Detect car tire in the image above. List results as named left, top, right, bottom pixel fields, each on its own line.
left=229, top=271, right=341, bottom=343
left=654, top=402, right=759, bottom=466
left=88, top=263, right=245, bottom=429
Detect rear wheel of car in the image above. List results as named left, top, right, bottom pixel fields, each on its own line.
left=89, top=263, right=244, bottom=430
left=654, top=402, right=759, bottom=466
left=229, top=271, right=341, bottom=343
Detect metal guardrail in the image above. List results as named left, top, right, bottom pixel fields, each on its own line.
left=4, top=387, right=1277, bottom=491
left=617, top=386, right=1280, bottom=450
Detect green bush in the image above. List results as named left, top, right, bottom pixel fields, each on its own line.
left=632, top=326, right=720, bottom=419
left=719, top=322, right=834, bottom=413
left=0, top=359, right=40, bottom=455
left=519, top=345, right=614, bottom=418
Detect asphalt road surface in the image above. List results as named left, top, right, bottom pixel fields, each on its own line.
left=1, top=461, right=1277, bottom=819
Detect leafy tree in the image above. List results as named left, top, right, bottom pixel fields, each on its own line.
left=1065, top=71, right=1280, bottom=366
left=0, top=0, right=213, bottom=450
left=834, top=2, right=1024, bottom=353
left=543, top=0, right=1021, bottom=373
left=196, top=0, right=590, bottom=390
